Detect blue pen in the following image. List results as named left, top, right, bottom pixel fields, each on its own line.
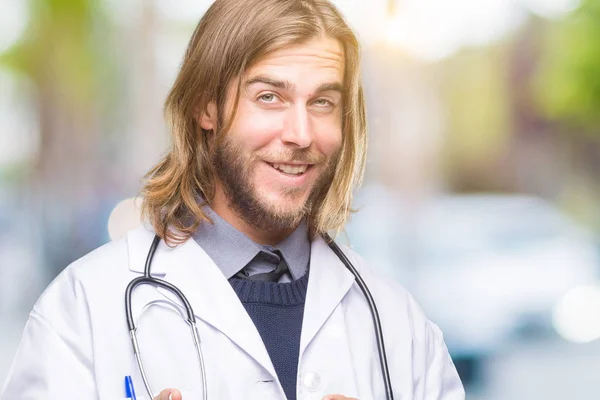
left=125, top=375, right=137, bottom=400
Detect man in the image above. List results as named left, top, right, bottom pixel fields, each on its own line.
left=1, top=0, right=464, bottom=399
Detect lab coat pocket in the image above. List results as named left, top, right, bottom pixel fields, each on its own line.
left=179, top=389, right=204, bottom=399
left=119, top=391, right=200, bottom=400
left=127, top=351, right=203, bottom=399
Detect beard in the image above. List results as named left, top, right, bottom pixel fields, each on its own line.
left=212, top=137, right=338, bottom=233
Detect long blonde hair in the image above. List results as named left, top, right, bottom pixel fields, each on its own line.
left=141, top=0, right=367, bottom=244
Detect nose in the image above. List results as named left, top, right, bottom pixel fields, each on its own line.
left=281, top=104, right=313, bottom=149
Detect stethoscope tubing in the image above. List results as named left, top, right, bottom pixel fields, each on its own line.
left=323, top=233, right=394, bottom=400
left=125, top=235, right=207, bottom=399
left=125, top=233, right=394, bottom=400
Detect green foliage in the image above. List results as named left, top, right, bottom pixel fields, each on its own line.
left=0, top=0, right=113, bottom=108
left=440, top=45, right=512, bottom=164
left=534, top=0, right=600, bottom=133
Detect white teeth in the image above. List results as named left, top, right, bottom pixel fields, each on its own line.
left=272, top=163, right=308, bottom=175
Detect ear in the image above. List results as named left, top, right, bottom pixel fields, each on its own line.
left=198, top=101, right=218, bottom=131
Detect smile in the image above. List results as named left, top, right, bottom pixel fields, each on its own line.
left=268, top=162, right=311, bottom=176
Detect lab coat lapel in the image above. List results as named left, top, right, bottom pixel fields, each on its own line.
left=300, top=235, right=356, bottom=357
left=128, top=226, right=277, bottom=378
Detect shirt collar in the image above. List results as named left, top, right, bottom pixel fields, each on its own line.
left=192, top=205, right=310, bottom=280
left=273, top=219, right=310, bottom=280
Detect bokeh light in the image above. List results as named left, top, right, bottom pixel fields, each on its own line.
left=553, top=285, right=600, bottom=343
left=0, top=1, right=28, bottom=53
left=107, top=198, right=143, bottom=241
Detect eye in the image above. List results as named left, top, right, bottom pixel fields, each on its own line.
left=258, top=93, right=278, bottom=103
left=313, top=98, right=334, bottom=107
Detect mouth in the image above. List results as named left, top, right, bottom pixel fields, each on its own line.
left=266, top=162, right=313, bottom=176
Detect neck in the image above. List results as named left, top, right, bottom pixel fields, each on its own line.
left=211, top=188, right=295, bottom=246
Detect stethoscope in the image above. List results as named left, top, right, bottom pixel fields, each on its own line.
left=125, top=233, right=394, bottom=400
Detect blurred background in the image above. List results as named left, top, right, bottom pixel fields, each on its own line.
left=1, top=0, right=600, bottom=398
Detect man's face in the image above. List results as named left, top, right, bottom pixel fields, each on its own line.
left=211, top=37, right=345, bottom=232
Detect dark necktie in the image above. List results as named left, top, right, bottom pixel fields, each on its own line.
left=235, top=250, right=289, bottom=282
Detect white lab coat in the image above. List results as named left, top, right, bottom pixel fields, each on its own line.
left=1, top=224, right=464, bottom=400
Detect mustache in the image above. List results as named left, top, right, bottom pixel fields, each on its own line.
left=260, top=149, right=327, bottom=165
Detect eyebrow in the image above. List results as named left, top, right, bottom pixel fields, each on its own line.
left=244, top=76, right=344, bottom=96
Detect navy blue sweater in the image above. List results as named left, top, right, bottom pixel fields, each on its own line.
left=229, top=272, right=309, bottom=400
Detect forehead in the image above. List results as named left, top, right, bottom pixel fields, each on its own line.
left=244, top=37, right=345, bottom=87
